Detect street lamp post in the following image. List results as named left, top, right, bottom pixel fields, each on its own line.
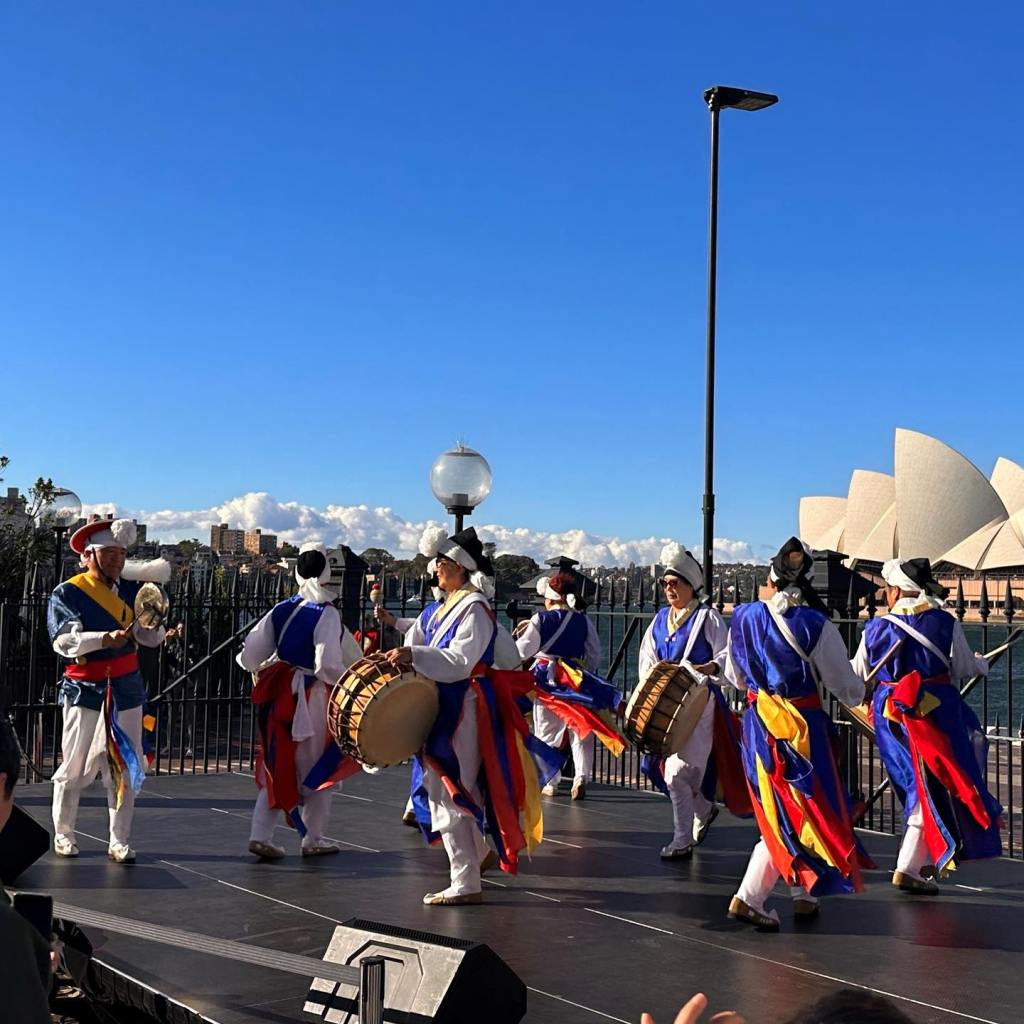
left=44, top=488, right=83, bottom=584
left=701, top=85, right=778, bottom=597
left=430, top=443, right=492, bottom=532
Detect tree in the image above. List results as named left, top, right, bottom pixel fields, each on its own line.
left=391, top=553, right=430, bottom=578
left=0, top=456, right=58, bottom=599
left=493, top=554, right=540, bottom=586
left=279, top=542, right=299, bottom=557
left=360, top=547, right=394, bottom=570
left=176, top=538, right=202, bottom=559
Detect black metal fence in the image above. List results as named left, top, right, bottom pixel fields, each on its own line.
left=3, top=565, right=1020, bottom=856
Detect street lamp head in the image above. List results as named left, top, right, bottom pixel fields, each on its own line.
left=429, top=443, right=492, bottom=516
left=704, top=85, right=778, bottom=113
left=40, top=487, right=83, bottom=527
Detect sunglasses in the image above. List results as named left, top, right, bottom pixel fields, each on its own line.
left=660, top=577, right=681, bottom=588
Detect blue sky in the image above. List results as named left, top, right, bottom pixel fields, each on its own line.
left=2, top=3, right=1022, bottom=559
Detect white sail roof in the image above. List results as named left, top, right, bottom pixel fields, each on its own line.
left=799, top=496, right=847, bottom=551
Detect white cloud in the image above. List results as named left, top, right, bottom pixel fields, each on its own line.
left=82, top=492, right=764, bottom=565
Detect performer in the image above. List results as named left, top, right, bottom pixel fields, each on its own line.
left=387, top=526, right=557, bottom=906
left=516, top=572, right=624, bottom=800
left=238, top=544, right=363, bottom=860
left=376, top=573, right=445, bottom=827
left=851, top=557, right=1002, bottom=894
left=47, top=518, right=173, bottom=862
left=726, top=538, right=868, bottom=929
left=637, top=544, right=744, bottom=859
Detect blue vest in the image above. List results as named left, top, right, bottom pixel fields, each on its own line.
left=863, top=608, right=954, bottom=682
left=268, top=596, right=329, bottom=673
left=533, top=610, right=589, bottom=662
left=729, top=601, right=825, bottom=700
left=651, top=606, right=714, bottom=665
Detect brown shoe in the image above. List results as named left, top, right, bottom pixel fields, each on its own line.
left=422, top=890, right=483, bottom=906
left=480, top=850, right=500, bottom=874
left=401, top=810, right=418, bottom=828
left=571, top=780, right=586, bottom=801
left=728, top=896, right=780, bottom=931
left=793, top=898, right=820, bottom=920
left=892, top=870, right=939, bottom=895
left=301, top=842, right=341, bottom=857
left=248, top=839, right=286, bottom=860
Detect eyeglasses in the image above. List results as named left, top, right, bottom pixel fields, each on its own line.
left=660, top=577, right=680, bottom=589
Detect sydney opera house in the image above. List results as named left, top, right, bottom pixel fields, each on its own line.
left=798, top=429, right=1024, bottom=609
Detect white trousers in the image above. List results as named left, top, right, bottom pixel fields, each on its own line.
left=736, top=839, right=816, bottom=912
left=533, top=703, right=595, bottom=783
left=896, top=804, right=931, bottom=880
left=249, top=683, right=334, bottom=849
left=424, top=688, right=488, bottom=896
left=51, top=698, right=143, bottom=848
left=663, top=697, right=716, bottom=845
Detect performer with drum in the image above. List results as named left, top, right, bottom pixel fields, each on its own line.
left=726, top=538, right=868, bottom=930
left=636, top=543, right=737, bottom=859
left=515, top=572, right=624, bottom=801
left=239, top=544, right=363, bottom=860
left=385, top=526, right=555, bottom=906
left=851, top=558, right=1003, bottom=894
left=47, top=518, right=174, bottom=862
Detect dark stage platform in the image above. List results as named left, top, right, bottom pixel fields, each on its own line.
left=14, top=771, right=1024, bottom=1024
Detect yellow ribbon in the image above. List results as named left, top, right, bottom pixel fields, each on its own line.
left=755, top=689, right=812, bottom=760
left=66, top=573, right=134, bottom=628
left=516, top=732, right=544, bottom=853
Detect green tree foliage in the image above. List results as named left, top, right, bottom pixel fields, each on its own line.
left=360, top=547, right=394, bottom=570
left=0, top=456, right=58, bottom=598
left=279, top=542, right=299, bottom=557
left=493, top=554, right=540, bottom=585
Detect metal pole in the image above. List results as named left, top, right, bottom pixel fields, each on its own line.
left=358, top=955, right=386, bottom=1024
left=454, top=511, right=464, bottom=533
left=702, top=102, right=721, bottom=598
left=53, top=525, right=65, bottom=585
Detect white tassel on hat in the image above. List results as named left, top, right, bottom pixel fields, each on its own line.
left=418, top=524, right=448, bottom=558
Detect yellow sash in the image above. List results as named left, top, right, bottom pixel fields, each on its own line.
left=66, top=573, right=134, bottom=628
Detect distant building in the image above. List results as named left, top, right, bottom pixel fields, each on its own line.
left=244, top=528, right=278, bottom=556
left=0, top=487, right=32, bottom=531
left=210, top=523, right=246, bottom=554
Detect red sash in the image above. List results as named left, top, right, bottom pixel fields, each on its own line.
left=65, top=651, right=139, bottom=682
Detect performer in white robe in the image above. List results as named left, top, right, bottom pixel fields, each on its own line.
left=637, top=544, right=729, bottom=858
left=238, top=544, right=362, bottom=859
left=386, top=526, right=553, bottom=905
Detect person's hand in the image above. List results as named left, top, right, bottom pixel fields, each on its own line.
left=374, top=606, right=396, bottom=628
left=383, top=647, right=413, bottom=671
left=691, top=661, right=719, bottom=677
left=641, top=993, right=745, bottom=1024
left=102, top=628, right=133, bottom=648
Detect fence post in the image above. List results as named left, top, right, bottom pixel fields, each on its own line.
left=358, top=956, right=386, bottom=1024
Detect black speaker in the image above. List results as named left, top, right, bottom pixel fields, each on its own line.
left=305, top=918, right=526, bottom=1024
left=0, top=804, right=51, bottom=884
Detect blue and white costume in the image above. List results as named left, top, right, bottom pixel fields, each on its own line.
left=516, top=574, right=605, bottom=796
left=638, top=544, right=729, bottom=857
left=237, top=544, right=362, bottom=857
left=47, top=518, right=170, bottom=861
left=851, top=557, right=1000, bottom=889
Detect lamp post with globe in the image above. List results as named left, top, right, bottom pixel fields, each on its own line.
left=41, top=488, right=83, bottom=584
left=429, top=443, right=492, bottom=533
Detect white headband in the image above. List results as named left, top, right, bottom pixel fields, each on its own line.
left=881, top=559, right=923, bottom=594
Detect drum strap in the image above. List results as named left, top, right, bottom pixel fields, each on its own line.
left=680, top=607, right=708, bottom=664
left=538, top=610, right=576, bottom=658
left=880, top=615, right=950, bottom=667
left=763, top=600, right=824, bottom=699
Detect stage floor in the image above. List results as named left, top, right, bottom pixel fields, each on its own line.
left=14, top=770, right=1024, bottom=1024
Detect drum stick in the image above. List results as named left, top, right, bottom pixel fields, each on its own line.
left=863, top=638, right=905, bottom=688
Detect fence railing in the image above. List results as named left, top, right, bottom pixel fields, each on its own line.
left=3, top=566, right=1020, bottom=856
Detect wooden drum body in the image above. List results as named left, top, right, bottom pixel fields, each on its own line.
left=328, top=653, right=439, bottom=768
left=624, top=660, right=710, bottom=757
